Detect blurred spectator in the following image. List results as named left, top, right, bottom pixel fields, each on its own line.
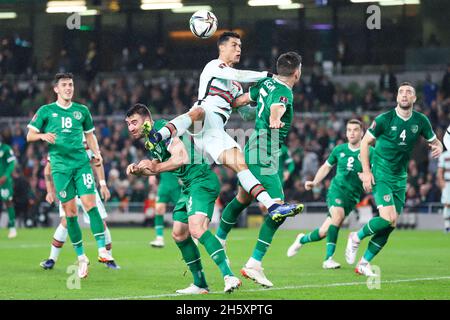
left=153, top=46, right=169, bottom=70
left=56, top=49, right=72, bottom=73
left=423, top=74, right=438, bottom=107
left=134, top=45, right=150, bottom=71
left=441, top=63, right=450, bottom=100
left=379, top=65, right=397, bottom=95
left=84, top=42, right=99, bottom=82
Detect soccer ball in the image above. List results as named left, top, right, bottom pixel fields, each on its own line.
left=189, top=10, right=218, bottom=39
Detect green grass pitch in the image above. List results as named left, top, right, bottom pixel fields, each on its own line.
left=0, top=227, right=449, bottom=300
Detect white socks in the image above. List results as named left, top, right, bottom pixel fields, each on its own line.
left=49, top=224, right=68, bottom=261
left=237, top=169, right=276, bottom=209
left=159, top=114, right=192, bottom=140
left=246, top=257, right=262, bottom=269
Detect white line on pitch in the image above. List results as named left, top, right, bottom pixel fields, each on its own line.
left=94, top=276, right=450, bottom=300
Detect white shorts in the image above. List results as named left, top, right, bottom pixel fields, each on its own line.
left=59, top=189, right=107, bottom=224
left=188, top=104, right=241, bottom=164
left=442, top=183, right=450, bottom=204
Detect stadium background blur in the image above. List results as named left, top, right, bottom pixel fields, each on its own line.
left=1, top=0, right=450, bottom=228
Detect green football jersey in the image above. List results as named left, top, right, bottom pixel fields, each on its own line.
left=147, top=119, right=210, bottom=187
left=326, top=143, right=374, bottom=201
left=245, top=77, right=294, bottom=169
left=0, top=143, right=16, bottom=180
left=368, top=109, right=436, bottom=178
left=27, top=102, right=94, bottom=173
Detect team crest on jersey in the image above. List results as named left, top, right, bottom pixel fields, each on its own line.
left=383, top=194, right=391, bottom=202
left=340, top=152, right=345, bottom=158
left=73, top=111, right=82, bottom=120
left=59, top=191, right=67, bottom=199
left=410, top=125, right=418, bottom=133
left=279, top=96, right=288, bottom=104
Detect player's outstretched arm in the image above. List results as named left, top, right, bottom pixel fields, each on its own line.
left=232, top=93, right=251, bottom=108
left=429, top=137, right=443, bottom=158
left=210, top=63, right=271, bottom=83
left=360, top=133, right=376, bottom=192
left=305, top=163, right=332, bottom=191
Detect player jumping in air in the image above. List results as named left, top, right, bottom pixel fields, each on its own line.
left=143, top=32, right=303, bottom=222
left=126, top=104, right=241, bottom=294
left=215, top=52, right=303, bottom=287
left=287, top=119, right=373, bottom=269
left=27, top=72, right=114, bottom=279
left=345, top=82, right=443, bottom=276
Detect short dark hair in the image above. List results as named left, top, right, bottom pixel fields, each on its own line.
left=217, top=31, right=240, bottom=48
left=347, top=119, right=363, bottom=129
left=53, top=72, right=73, bottom=86
left=276, top=52, right=302, bottom=77
left=126, top=103, right=152, bottom=120
left=398, top=81, right=416, bottom=94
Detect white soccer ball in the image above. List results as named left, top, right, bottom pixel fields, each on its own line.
left=189, top=10, right=218, bottom=39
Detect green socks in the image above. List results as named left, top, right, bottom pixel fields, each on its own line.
left=66, top=216, right=84, bottom=256
left=363, top=226, right=395, bottom=262
left=87, top=207, right=106, bottom=248
left=176, top=237, right=208, bottom=288
left=7, top=206, right=15, bottom=228
left=325, top=225, right=340, bottom=260
left=155, top=215, right=164, bottom=237
left=300, top=228, right=324, bottom=244
left=251, top=215, right=284, bottom=261
left=199, top=230, right=233, bottom=277
left=357, top=217, right=391, bottom=241
left=216, top=198, right=248, bottom=240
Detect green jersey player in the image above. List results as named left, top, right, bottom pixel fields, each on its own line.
left=215, top=52, right=303, bottom=288
left=149, top=171, right=181, bottom=248
left=26, top=72, right=113, bottom=279
left=346, top=82, right=443, bottom=276
left=0, top=141, right=17, bottom=238
left=287, top=119, right=373, bottom=269
left=125, top=104, right=241, bottom=294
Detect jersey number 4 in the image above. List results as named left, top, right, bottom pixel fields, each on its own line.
left=400, top=129, right=406, bottom=142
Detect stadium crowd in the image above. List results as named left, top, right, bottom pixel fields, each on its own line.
left=2, top=41, right=450, bottom=225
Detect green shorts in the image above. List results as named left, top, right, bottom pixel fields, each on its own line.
left=326, top=187, right=358, bottom=217
left=173, top=173, right=220, bottom=224
left=52, top=161, right=96, bottom=203
left=243, top=163, right=284, bottom=201
left=372, top=178, right=406, bottom=214
left=157, top=172, right=181, bottom=204
left=0, top=179, right=13, bottom=201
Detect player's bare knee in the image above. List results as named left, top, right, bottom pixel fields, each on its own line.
left=188, top=107, right=205, bottom=122
left=172, top=230, right=188, bottom=242
left=236, top=187, right=252, bottom=205
left=188, top=224, right=206, bottom=240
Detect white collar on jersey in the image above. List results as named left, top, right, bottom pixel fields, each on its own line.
left=348, top=144, right=360, bottom=152
left=395, top=107, right=413, bottom=121
left=273, top=77, right=291, bottom=89
left=56, top=101, right=73, bottom=109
